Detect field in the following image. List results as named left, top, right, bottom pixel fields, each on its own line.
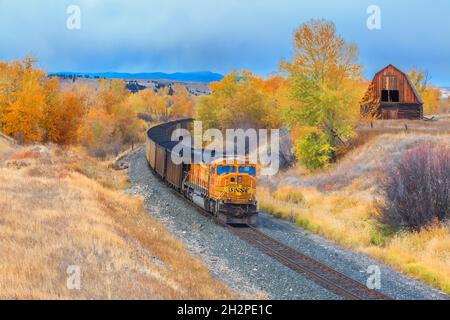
left=260, top=129, right=450, bottom=294
left=356, top=116, right=450, bottom=133
left=0, top=140, right=232, bottom=299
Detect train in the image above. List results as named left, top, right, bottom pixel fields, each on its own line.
left=145, top=119, right=258, bottom=225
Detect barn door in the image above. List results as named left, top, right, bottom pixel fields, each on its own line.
left=382, top=108, right=398, bottom=119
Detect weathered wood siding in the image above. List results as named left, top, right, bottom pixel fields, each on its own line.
left=372, top=65, right=420, bottom=104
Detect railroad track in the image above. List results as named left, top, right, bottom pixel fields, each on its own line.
left=152, top=152, right=391, bottom=300
left=226, top=225, right=391, bottom=300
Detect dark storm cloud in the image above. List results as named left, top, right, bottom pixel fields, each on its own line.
left=0, top=0, right=449, bottom=85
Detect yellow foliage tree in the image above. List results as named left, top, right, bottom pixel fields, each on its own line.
left=408, top=68, right=441, bottom=115
left=197, top=71, right=284, bottom=130
left=129, top=88, right=169, bottom=120
left=170, top=85, right=195, bottom=119
left=421, top=86, right=442, bottom=114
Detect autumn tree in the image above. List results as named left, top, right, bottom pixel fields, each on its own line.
left=0, top=58, right=46, bottom=143
left=79, top=107, right=116, bottom=157
left=0, top=58, right=87, bottom=145
left=128, top=88, right=170, bottom=121
left=408, top=68, right=441, bottom=114
left=44, top=89, right=85, bottom=145
left=169, top=85, right=195, bottom=119
left=197, top=71, right=284, bottom=130
left=79, top=79, right=146, bottom=157
left=281, top=20, right=365, bottom=169
left=359, top=81, right=381, bottom=120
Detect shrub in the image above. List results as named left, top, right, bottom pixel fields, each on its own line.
left=292, top=132, right=335, bottom=169
left=379, top=143, right=450, bottom=231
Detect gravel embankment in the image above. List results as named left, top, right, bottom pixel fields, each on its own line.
left=128, top=148, right=448, bottom=300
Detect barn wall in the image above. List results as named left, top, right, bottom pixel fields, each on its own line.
left=372, top=65, right=420, bottom=104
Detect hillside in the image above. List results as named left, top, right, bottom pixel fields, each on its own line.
left=0, top=132, right=16, bottom=154
left=0, top=144, right=232, bottom=299
left=276, top=132, right=450, bottom=191
left=260, top=132, right=450, bottom=294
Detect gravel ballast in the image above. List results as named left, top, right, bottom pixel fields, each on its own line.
left=128, top=149, right=448, bottom=300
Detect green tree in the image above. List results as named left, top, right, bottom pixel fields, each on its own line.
left=281, top=20, right=364, bottom=168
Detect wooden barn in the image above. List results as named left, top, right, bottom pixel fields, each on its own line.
left=360, top=64, right=424, bottom=120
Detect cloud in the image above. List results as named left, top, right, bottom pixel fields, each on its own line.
left=0, top=0, right=449, bottom=85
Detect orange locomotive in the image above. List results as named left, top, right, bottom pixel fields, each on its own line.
left=146, top=119, right=258, bottom=225
left=184, top=157, right=258, bottom=225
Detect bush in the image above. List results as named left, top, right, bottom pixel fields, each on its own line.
left=292, top=132, right=335, bottom=169
left=379, top=143, right=450, bottom=231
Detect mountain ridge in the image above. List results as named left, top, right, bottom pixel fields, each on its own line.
left=50, top=71, right=224, bottom=83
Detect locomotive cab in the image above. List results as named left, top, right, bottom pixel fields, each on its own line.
left=209, top=161, right=256, bottom=205
left=206, top=158, right=258, bottom=225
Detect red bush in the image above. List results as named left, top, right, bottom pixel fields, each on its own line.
left=379, top=143, right=450, bottom=231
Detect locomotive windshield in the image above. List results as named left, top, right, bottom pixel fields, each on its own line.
left=238, top=166, right=256, bottom=176
left=217, top=165, right=236, bottom=175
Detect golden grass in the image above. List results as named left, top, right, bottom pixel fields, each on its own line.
left=259, top=184, right=450, bottom=293
left=272, top=186, right=304, bottom=205
left=0, top=134, right=15, bottom=154
left=259, top=182, right=380, bottom=248
left=260, top=132, right=450, bottom=294
left=0, top=147, right=233, bottom=299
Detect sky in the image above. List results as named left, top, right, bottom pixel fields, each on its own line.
left=0, top=0, right=449, bottom=86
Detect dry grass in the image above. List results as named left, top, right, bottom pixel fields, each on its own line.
left=260, top=131, right=450, bottom=294
left=272, top=186, right=304, bottom=205
left=0, top=146, right=233, bottom=299
left=259, top=181, right=381, bottom=248
left=356, top=116, right=450, bottom=133
left=0, top=133, right=16, bottom=155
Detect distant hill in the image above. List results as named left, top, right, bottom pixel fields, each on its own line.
left=439, top=87, right=450, bottom=99
left=50, top=71, right=224, bottom=83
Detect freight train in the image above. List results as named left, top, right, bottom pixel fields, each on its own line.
left=145, top=119, right=258, bottom=225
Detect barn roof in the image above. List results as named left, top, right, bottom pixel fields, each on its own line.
left=374, top=64, right=424, bottom=105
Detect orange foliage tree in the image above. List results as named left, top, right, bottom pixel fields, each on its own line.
left=169, top=85, right=195, bottom=119
left=79, top=79, right=147, bottom=157
left=0, top=58, right=46, bottom=143
left=0, top=58, right=86, bottom=145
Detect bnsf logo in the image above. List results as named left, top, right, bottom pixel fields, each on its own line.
left=226, top=185, right=249, bottom=194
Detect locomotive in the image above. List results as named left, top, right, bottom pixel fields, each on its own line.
left=145, top=119, right=258, bottom=225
